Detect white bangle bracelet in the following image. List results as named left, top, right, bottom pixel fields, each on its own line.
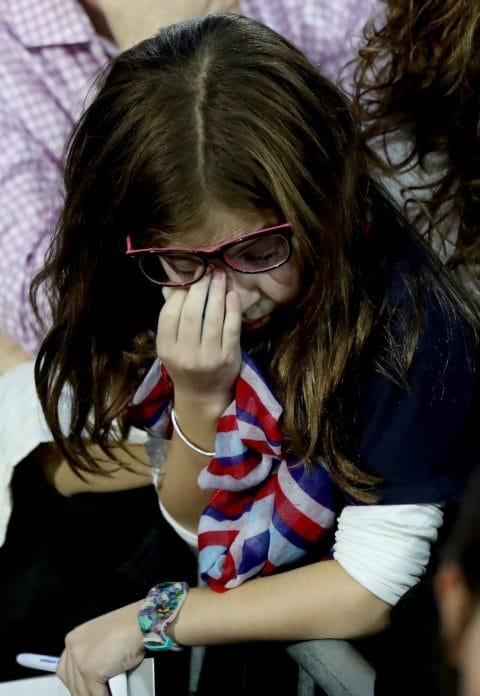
left=170, top=408, right=216, bottom=458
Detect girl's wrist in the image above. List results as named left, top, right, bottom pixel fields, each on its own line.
left=163, top=586, right=202, bottom=647
left=173, top=391, right=232, bottom=424
left=171, top=409, right=216, bottom=458
left=169, top=391, right=232, bottom=461
left=137, top=582, right=190, bottom=652
left=170, top=408, right=217, bottom=459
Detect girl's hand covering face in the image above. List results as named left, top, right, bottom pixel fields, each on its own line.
left=157, top=270, right=242, bottom=405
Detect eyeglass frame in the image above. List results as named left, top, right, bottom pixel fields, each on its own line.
left=125, top=222, right=293, bottom=287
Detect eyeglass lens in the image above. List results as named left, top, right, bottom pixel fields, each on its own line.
left=138, top=233, right=291, bottom=286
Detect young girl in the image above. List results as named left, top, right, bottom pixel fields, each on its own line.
left=32, top=13, right=480, bottom=694
left=354, top=0, right=480, bottom=289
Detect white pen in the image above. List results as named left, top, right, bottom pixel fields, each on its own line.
left=15, top=653, right=128, bottom=695
left=16, top=653, right=59, bottom=672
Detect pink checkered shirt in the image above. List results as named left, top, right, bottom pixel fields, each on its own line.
left=0, top=0, right=375, bottom=355
left=240, top=0, right=376, bottom=90
left=0, top=0, right=114, bottom=353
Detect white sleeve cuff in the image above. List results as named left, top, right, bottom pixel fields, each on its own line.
left=333, top=503, right=444, bottom=605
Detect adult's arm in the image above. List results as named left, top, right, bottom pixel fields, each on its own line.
left=35, top=442, right=153, bottom=497
left=92, top=0, right=240, bottom=50
left=0, top=334, right=31, bottom=373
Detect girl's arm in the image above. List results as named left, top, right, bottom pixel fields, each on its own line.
left=155, top=271, right=242, bottom=530
left=157, top=428, right=218, bottom=531
left=57, top=560, right=390, bottom=695
left=174, top=559, right=390, bottom=644
left=58, top=503, right=444, bottom=691
left=57, top=503, right=444, bottom=692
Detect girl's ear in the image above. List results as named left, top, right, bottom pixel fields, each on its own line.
left=435, top=561, right=473, bottom=666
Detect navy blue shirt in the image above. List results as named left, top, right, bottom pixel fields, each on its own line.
left=357, top=241, right=479, bottom=504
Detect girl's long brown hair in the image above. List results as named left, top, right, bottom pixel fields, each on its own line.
left=355, top=0, right=480, bottom=283
left=33, top=13, right=477, bottom=502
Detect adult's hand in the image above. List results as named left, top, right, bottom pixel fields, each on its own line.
left=92, top=0, right=240, bottom=50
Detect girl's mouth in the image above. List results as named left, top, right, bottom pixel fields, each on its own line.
left=241, top=315, right=270, bottom=330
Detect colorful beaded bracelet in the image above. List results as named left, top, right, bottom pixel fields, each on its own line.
left=137, top=581, right=189, bottom=651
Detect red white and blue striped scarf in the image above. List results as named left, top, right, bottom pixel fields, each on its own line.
left=128, top=352, right=336, bottom=591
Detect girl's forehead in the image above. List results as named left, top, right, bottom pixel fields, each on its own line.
left=165, top=208, right=280, bottom=248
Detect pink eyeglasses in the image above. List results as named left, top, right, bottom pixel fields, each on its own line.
left=125, top=222, right=293, bottom=287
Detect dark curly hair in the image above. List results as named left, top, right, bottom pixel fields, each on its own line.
left=355, top=0, right=480, bottom=284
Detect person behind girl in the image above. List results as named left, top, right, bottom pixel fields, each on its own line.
left=354, top=0, right=480, bottom=293
left=32, top=13, right=480, bottom=695
left=435, top=467, right=480, bottom=696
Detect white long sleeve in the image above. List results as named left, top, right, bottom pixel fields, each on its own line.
left=333, top=503, right=444, bottom=605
